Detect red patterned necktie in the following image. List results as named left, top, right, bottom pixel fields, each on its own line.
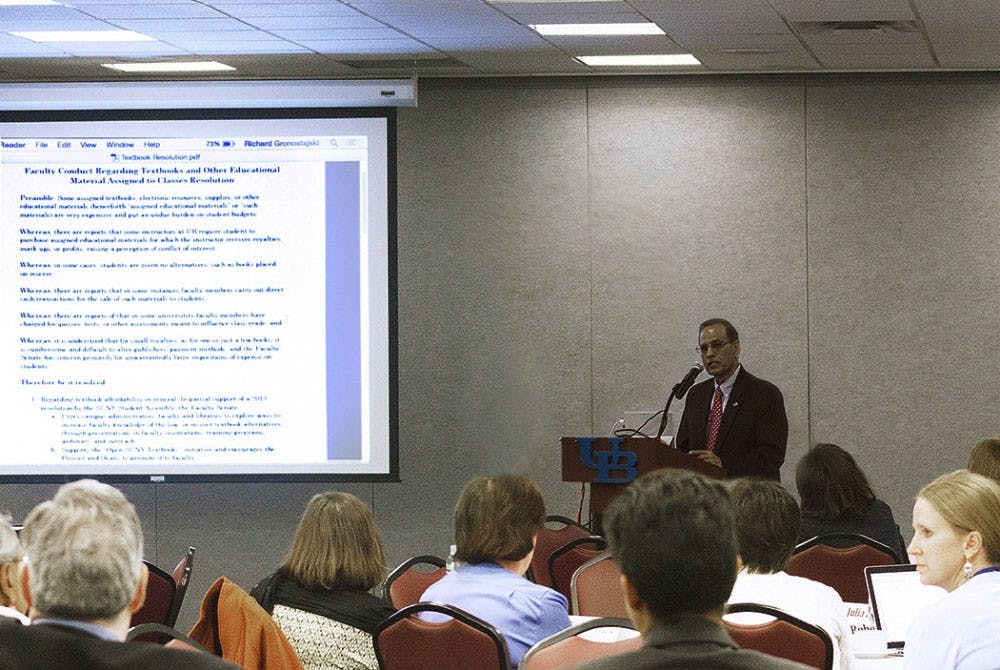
left=705, top=386, right=724, bottom=452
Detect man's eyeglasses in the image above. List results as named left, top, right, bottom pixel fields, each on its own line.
left=697, top=340, right=731, bottom=354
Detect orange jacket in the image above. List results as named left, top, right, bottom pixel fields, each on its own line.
left=189, top=576, right=304, bottom=670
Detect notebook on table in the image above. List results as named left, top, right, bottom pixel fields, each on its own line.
left=864, top=564, right=948, bottom=649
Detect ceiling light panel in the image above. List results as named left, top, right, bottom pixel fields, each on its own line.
left=530, top=22, right=664, bottom=35
left=577, top=53, right=701, bottom=66
left=10, top=29, right=156, bottom=41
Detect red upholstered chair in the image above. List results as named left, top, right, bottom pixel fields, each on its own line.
left=382, top=554, right=447, bottom=609
left=786, top=533, right=900, bottom=603
left=131, top=560, right=176, bottom=627
left=724, top=602, right=834, bottom=670
left=548, top=535, right=607, bottom=602
left=529, top=515, right=591, bottom=588
left=520, top=617, right=640, bottom=670
left=569, top=551, right=628, bottom=618
left=373, top=601, right=512, bottom=670
left=166, top=545, right=195, bottom=627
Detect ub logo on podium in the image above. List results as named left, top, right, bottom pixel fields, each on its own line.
left=577, top=437, right=637, bottom=484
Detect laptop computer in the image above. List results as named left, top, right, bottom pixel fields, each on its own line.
left=865, top=564, right=948, bottom=649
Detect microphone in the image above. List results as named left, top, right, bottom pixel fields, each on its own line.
left=673, top=362, right=704, bottom=400
left=654, top=362, right=704, bottom=443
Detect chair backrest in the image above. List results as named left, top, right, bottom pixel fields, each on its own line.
left=165, top=545, right=195, bottom=627
left=127, top=622, right=208, bottom=653
left=383, top=554, right=447, bottom=609
left=520, top=617, right=640, bottom=670
left=373, top=601, right=512, bottom=670
left=786, top=533, right=900, bottom=603
left=529, top=516, right=591, bottom=588
left=724, top=602, right=834, bottom=670
left=548, top=535, right=608, bottom=602
left=131, top=560, right=176, bottom=628
left=570, top=551, right=628, bottom=618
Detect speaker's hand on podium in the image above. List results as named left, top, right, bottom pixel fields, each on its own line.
left=687, top=450, right=723, bottom=469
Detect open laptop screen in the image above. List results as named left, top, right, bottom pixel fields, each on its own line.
left=865, top=564, right=947, bottom=648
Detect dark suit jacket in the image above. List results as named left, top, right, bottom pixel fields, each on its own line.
left=0, top=619, right=240, bottom=670
left=573, top=617, right=810, bottom=670
left=676, top=367, right=788, bottom=480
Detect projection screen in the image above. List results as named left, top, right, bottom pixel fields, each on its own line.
left=0, top=93, right=398, bottom=482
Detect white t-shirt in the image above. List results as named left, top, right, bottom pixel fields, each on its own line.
left=726, top=568, right=856, bottom=670
left=904, top=570, right=1000, bottom=670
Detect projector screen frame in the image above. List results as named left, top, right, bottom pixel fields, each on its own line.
left=0, top=105, right=399, bottom=484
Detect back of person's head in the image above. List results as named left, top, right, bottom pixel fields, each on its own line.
left=20, top=479, right=143, bottom=620
left=968, top=437, right=1000, bottom=483
left=280, top=491, right=386, bottom=591
left=453, top=474, right=545, bottom=564
left=918, top=470, right=1000, bottom=565
left=0, top=514, right=25, bottom=610
left=603, top=469, right=735, bottom=621
left=730, top=478, right=800, bottom=573
left=796, top=442, right=875, bottom=520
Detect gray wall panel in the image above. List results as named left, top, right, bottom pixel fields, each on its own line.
left=586, top=80, right=809, bottom=478
left=806, top=77, right=1000, bottom=532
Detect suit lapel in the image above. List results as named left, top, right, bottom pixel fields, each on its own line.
left=714, top=368, right=748, bottom=451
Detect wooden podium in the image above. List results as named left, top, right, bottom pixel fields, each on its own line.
left=561, top=436, right=725, bottom=519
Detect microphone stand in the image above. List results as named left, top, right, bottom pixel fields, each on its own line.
left=653, top=380, right=684, bottom=445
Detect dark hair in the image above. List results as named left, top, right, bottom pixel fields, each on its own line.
left=279, top=491, right=387, bottom=591
left=603, top=469, right=736, bottom=620
left=730, top=478, right=800, bottom=573
left=796, top=443, right=875, bottom=520
left=969, top=438, right=1000, bottom=483
left=453, top=475, right=545, bottom=564
left=699, top=318, right=739, bottom=343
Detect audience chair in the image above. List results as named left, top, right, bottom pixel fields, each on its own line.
left=130, top=560, right=176, bottom=629
left=520, top=617, right=640, bottom=670
left=548, top=535, right=608, bottom=603
left=373, top=601, right=512, bottom=670
left=166, top=545, right=195, bottom=628
left=127, top=622, right=208, bottom=653
left=528, top=515, right=591, bottom=587
left=569, top=551, right=628, bottom=618
left=382, top=554, right=447, bottom=609
left=786, top=533, right=900, bottom=603
left=724, top=602, right=834, bottom=670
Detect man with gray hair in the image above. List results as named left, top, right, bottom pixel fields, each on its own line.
left=0, top=514, right=28, bottom=623
left=0, top=479, right=238, bottom=669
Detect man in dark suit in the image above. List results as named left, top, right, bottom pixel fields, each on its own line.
left=676, top=318, right=788, bottom=480
left=0, top=479, right=239, bottom=670
left=574, top=469, right=809, bottom=670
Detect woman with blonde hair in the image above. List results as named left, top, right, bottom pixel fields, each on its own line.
left=250, top=492, right=393, bottom=670
left=904, top=470, right=1000, bottom=670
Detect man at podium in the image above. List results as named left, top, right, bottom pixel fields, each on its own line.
left=675, top=318, right=788, bottom=481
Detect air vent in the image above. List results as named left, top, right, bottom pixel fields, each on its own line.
left=337, top=57, right=465, bottom=71
left=793, top=20, right=920, bottom=34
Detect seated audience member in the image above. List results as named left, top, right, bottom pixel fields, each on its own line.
left=903, top=470, right=1000, bottom=670
left=967, top=437, right=1000, bottom=482
left=0, top=515, right=28, bottom=624
left=796, top=442, right=907, bottom=560
left=727, top=478, right=855, bottom=670
left=419, top=474, right=571, bottom=668
left=574, top=469, right=808, bottom=670
left=0, top=479, right=238, bottom=670
left=250, top=491, right=394, bottom=670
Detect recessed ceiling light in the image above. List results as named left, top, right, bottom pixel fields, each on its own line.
left=102, top=61, right=236, bottom=73
left=0, top=0, right=61, bottom=5
left=530, top=23, right=665, bottom=36
left=11, top=30, right=155, bottom=42
left=577, top=54, right=701, bottom=67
